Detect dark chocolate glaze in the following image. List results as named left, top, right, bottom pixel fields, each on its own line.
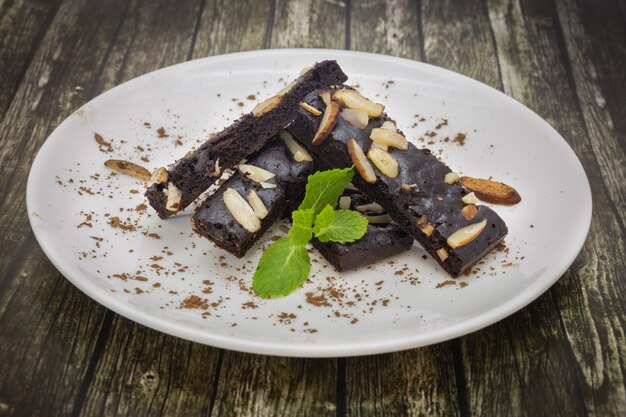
left=192, top=139, right=314, bottom=257
left=146, top=60, right=348, bottom=219
left=287, top=87, right=508, bottom=276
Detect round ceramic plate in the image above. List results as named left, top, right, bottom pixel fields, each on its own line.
left=27, top=49, right=591, bottom=357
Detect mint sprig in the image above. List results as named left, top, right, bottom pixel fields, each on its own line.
left=252, top=168, right=368, bottom=298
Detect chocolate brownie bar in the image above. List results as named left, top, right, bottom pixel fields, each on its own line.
left=146, top=60, right=348, bottom=219
left=311, top=191, right=414, bottom=271
left=191, top=133, right=315, bottom=257
left=287, top=87, right=507, bottom=276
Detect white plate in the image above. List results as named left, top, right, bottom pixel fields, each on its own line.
left=27, top=49, right=591, bottom=357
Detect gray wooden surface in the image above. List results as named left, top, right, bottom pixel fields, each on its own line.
left=0, top=0, right=624, bottom=416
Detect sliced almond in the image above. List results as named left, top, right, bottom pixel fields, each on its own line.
left=279, top=130, right=313, bottom=162
left=367, top=147, right=399, bottom=178
left=239, top=164, right=276, bottom=183
left=150, top=167, right=168, bottom=184
left=447, top=219, right=487, bottom=249
left=459, top=176, right=522, bottom=205
left=339, top=108, right=369, bottom=129
left=355, top=203, right=384, bottom=213
left=299, top=65, right=312, bottom=75
left=252, top=95, right=282, bottom=116
left=165, top=182, right=182, bottom=212
left=277, top=80, right=297, bottom=96
left=212, top=158, right=221, bottom=177
left=339, top=196, right=351, bottom=210
left=260, top=181, right=277, bottom=189
left=380, top=121, right=397, bottom=131
left=312, top=101, right=340, bottom=145
left=319, top=91, right=331, bottom=106
left=223, top=188, right=261, bottom=233
left=421, top=224, right=435, bottom=236
left=332, top=89, right=385, bottom=117
left=402, top=183, right=418, bottom=192
left=436, top=248, right=449, bottom=261
left=444, top=172, right=460, bottom=185
left=365, top=214, right=392, bottom=224
left=299, top=101, right=322, bottom=116
left=370, top=128, right=408, bottom=150
left=370, top=142, right=388, bottom=151
left=347, top=138, right=377, bottom=183
left=104, top=159, right=151, bottom=181
left=247, top=190, right=269, bottom=219
left=462, top=204, right=478, bottom=220
left=461, top=192, right=478, bottom=205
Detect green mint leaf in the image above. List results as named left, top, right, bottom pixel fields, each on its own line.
left=298, top=167, right=354, bottom=215
left=252, top=237, right=311, bottom=298
left=289, top=209, right=315, bottom=245
left=313, top=206, right=369, bottom=244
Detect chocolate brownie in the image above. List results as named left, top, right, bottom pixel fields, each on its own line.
left=146, top=60, right=348, bottom=219
left=191, top=135, right=315, bottom=257
left=287, top=86, right=508, bottom=276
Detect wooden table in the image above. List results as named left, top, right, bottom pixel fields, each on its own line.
left=1, top=0, right=624, bottom=415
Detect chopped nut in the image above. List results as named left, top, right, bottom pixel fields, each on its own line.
left=223, top=188, right=261, bottom=232
left=299, top=101, right=322, bottom=116
left=370, top=128, right=408, bottom=150
left=277, top=80, right=297, bottom=95
left=332, top=89, right=384, bottom=117
left=462, top=204, right=478, bottom=220
left=165, top=182, right=182, bottom=212
left=402, top=183, right=418, bottom=191
left=347, top=138, right=376, bottom=183
left=279, top=130, right=313, bottom=162
left=367, top=147, right=399, bottom=178
left=436, top=248, right=449, bottom=261
left=150, top=167, right=169, bottom=184
left=459, top=176, right=522, bottom=205
left=312, top=101, right=340, bottom=145
left=380, top=121, right=397, bottom=131
left=355, top=203, right=383, bottom=213
left=365, top=214, right=392, bottom=224
left=319, top=91, right=331, bottom=105
left=260, top=181, right=276, bottom=189
left=340, top=108, right=369, bottom=129
left=421, top=224, right=435, bottom=236
left=239, top=164, right=276, bottom=183
left=417, top=215, right=428, bottom=226
left=462, top=192, right=478, bottom=204
left=370, top=142, right=388, bottom=151
left=444, top=172, right=460, bottom=184
left=299, top=66, right=312, bottom=75
left=104, top=159, right=151, bottom=181
left=212, top=158, right=221, bottom=177
left=252, top=95, right=282, bottom=116
left=339, top=196, right=351, bottom=210
left=247, top=190, right=269, bottom=219
left=447, top=219, right=487, bottom=249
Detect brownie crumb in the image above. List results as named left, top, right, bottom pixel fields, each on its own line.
left=454, top=133, right=466, bottom=146
left=157, top=127, right=168, bottom=138
left=435, top=280, right=457, bottom=288
left=181, top=295, right=208, bottom=310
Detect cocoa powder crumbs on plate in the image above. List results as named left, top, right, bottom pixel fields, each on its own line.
left=180, top=295, right=209, bottom=310
left=246, top=94, right=256, bottom=100
left=435, top=280, right=457, bottom=289
left=454, top=133, right=466, bottom=145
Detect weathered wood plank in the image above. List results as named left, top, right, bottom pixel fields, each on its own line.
left=554, top=0, right=626, bottom=223
left=270, top=0, right=346, bottom=48
left=0, top=0, right=62, bottom=121
left=346, top=2, right=461, bottom=416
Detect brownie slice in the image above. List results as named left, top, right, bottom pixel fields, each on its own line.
left=191, top=136, right=315, bottom=257
left=146, top=60, right=348, bottom=219
left=311, top=191, right=414, bottom=271
left=287, top=87, right=508, bottom=276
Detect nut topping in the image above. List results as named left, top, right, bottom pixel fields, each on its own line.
left=347, top=138, right=377, bottom=183
left=212, top=158, right=221, bottom=177
left=239, top=164, right=276, bottom=183
left=223, top=188, right=261, bottom=233
left=370, top=128, right=408, bottom=150
left=319, top=91, right=331, bottom=106
left=340, top=108, right=369, bottom=129
left=355, top=203, right=384, bottom=213
left=150, top=167, right=168, bottom=184
left=367, top=147, right=399, bottom=178
left=312, top=101, right=340, bottom=145
left=447, top=219, right=487, bottom=249
left=436, top=248, right=449, bottom=261
left=299, top=101, right=322, bottom=116
left=277, top=80, right=297, bottom=96
left=365, top=214, right=392, bottom=224
left=165, top=182, right=182, bottom=212
left=462, top=204, right=478, bottom=220
left=104, top=159, right=151, bottom=181
left=444, top=172, right=460, bottom=184
left=279, top=130, right=313, bottom=162
left=380, top=121, right=397, bottom=131
left=247, top=190, right=269, bottom=219
left=252, top=95, right=282, bottom=116
left=421, top=224, right=435, bottom=236
left=260, top=181, right=276, bottom=189
left=339, top=196, right=351, bottom=210
left=459, top=176, right=522, bottom=205
left=402, top=183, right=418, bottom=192
left=461, top=192, right=478, bottom=205
left=332, top=89, right=385, bottom=117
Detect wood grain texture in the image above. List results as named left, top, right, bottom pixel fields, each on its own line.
left=271, top=0, right=346, bottom=48
left=347, top=2, right=461, bottom=416
left=0, top=0, right=62, bottom=121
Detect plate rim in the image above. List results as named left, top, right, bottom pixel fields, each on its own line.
left=26, top=48, right=593, bottom=357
